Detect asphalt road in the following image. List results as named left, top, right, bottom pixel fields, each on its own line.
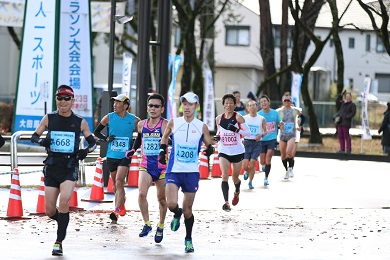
left=1, top=156, right=389, bottom=259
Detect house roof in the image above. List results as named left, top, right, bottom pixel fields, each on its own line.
left=240, top=0, right=385, bottom=31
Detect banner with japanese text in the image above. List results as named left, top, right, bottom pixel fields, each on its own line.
left=362, top=77, right=372, bottom=140
left=58, top=0, right=94, bottom=130
left=202, top=39, right=215, bottom=130
left=291, top=72, right=303, bottom=108
left=13, top=0, right=57, bottom=132
left=167, top=55, right=183, bottom=120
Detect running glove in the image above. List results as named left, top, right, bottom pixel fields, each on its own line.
left=125, top=149, right=135, bottom=159
left=106, top=135, right=116, bottom=142
left=77, top=148, right=88, bottom=160
left=158, top=144, right=167, bottom=164
left=204, top=144, right=214, bottom=157
left=213, top=135, right=220, bottom=142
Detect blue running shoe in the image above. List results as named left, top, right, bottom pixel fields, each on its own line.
left=243, top=171, right=249, bottom=180
left=139, top=224, right=152, bottom=237
left=248, top=182, right=254, bottom=189
left=170, top=208, right=182, bottom=231
left=184, top=239, right=194, bottom=253
left=264, top=178, right=269, bottom=186
left=154, top=226, right=164, bottom=243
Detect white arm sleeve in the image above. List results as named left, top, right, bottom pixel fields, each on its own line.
left=238, top=123, right=251, bottom=137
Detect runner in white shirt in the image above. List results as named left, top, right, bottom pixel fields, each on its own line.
left=242, top=100, right=266, bottom=189
left=215, top=94, right=250, bottom=212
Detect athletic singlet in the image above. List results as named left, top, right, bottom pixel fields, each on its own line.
left=217, top=112, right=245, bottom=155
left=243, top=114, right=265, bottom=140
left=139, top=118, right=166, bottom=170
left=276, top=107, right=297, bottom=141
left=107, top=112, right=136, bottom=159
left=257, top=109, right=281, bottom=141
left=47, top=111, right=82, bottom=156
left=167, top=117, right=204, bottom=173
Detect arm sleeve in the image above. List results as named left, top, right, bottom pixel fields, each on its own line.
left=85, top=134, right=97, bottom=153
left=93, top=123, right=107, bottom=140
left=132, top=132, right=142, bottom=151
left=238, top=123, right=251, bottom=137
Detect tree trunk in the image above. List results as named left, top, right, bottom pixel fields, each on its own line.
left=279, top=0, right=291, bottom=94
left=259, top=0, right=279, bottom=100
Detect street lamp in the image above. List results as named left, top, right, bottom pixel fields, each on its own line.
left=108, top=0, right=133, bottom=111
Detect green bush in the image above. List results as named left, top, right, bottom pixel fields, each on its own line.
left=0, top=102, right=13, bottom=133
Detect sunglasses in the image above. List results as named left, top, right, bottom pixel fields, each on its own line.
left=283, top=99, right=292, bottom=102
left=147, top=104, right=162, bottom=108
left=56, top=96, right=72, bottom=101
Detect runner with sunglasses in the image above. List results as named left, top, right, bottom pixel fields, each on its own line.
left=94, top=93, right=140, bottom=223
left=30, top=85, right=96, bottom=256
left=276, top=92, right=302, bottom=179
left=124, top=93, right=168, bottom=242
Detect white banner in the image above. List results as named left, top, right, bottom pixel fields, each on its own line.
left=291, top=72, right=303, bottom=108
left=167, top=55, right=183, bottom=120
left=362, top=77, right=372, bottom=140
left=13, top=0, right=56, bottom=132
left=0, top=1, right=126, bottom=33
left=202, top=39, right=215, bottom=130
left=57, top=0, right=94, bottom=130
left=122, top=53, right=132, bottom=96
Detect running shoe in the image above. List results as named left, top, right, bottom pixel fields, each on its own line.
left=243, top=171, right=249, bottom=180
left=284, top=171, right=289, bottom=180
left=184, top=239, right=195, bottom=253
left=139, top=224, right=152, bottom=237
left=109, top=210, right=119, bottom=222
left=119, top=196, right=126, bottom=216
left=170, top=208, right=182, bottom=231
left=248, top=182, right=254, bottom=189
left=288, top=167, right=294, bottom=178
left=52, top=242, right=63, bottom=256
left=264, top=178, right=269, bottom=186
left=154, top=226, right=164, bottom=243
left=222, top=202, right=231, bottom=212
left=232, top=192, right=240, bottom=206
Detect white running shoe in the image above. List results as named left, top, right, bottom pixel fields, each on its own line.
left=284, top=170, right=289, bottom=180
left=288, top=167, right=294, bottom=178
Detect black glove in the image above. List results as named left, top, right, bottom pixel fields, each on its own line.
left=204, top=144, right=214, bottom=157
left=106, top=135, right=116, bottom=142
left=158, top=144, right=167, bottom=164
left=125, top=149, right=135, bottom=159
left=38, top=138, right=52, bottom=148
left=227, top=123, right=239, bottom=133
left=77, top=148, right=88, bottom=160
left=213, top=135, right=220, bottom=142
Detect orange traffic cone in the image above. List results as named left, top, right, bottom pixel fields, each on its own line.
left=69, top=184, right=83, bottom=211
left=3, top=168, right=30, bottom=220
left=199, top=152, right=209, bottom=179
left=228, top=163, right=232, bottom=176
left=30, top=172, right=46, bottom=216
left=126, top=153, right=139, bottom=187
left=81, top=158, right=113, bottom=203
left=255, top=159, right=260, bottom=172
left=211, top=145, right=222, bottom=178
left=105, top=176, right=115, bottom=194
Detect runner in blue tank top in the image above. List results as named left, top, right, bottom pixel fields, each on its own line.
left=257, top=95, right=284, bottom=186
left=125, top=93, right=168, bottom=242
left=158, top=92, right=214, bottom=253
left=94, top=94, right=140, bottom=223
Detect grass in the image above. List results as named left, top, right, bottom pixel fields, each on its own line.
left=298, top=135, right=383, bottom=155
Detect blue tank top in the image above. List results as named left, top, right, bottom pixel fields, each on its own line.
left=107, top=112, right=136, bottom=159
left=257, top=109, right=281, bottom=141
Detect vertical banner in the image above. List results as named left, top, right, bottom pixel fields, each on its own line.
left=122, top=53, right=132, bottom=96
left=291, top=72, right=303, bottom=108
left=202, top=39, right=215, bottom=130
left=58, top=0, right=94, bottom=130
left=361, top=77, right=372, bottom=140
left=13, top=0, right=57, bottom=132
left=167, top=55, right=183, bottom=120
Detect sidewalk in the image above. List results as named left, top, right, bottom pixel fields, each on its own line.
left=1, top=157, right=389, bottom=259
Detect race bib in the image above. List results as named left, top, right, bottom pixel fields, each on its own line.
left=265, top=122, right=276, bottom=133
left=110, top=137, right=129, bottom=152
left=221, top=132, right=238, bottom=146
left=175, top=144, right=198, bottom=163
left=50, top=131, right=75, bottom=153
left=248, top=124, right=259, bottom=136
left=283, top=122, right=294, bottom=133
left=143, top=137, right=160, bottom=156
